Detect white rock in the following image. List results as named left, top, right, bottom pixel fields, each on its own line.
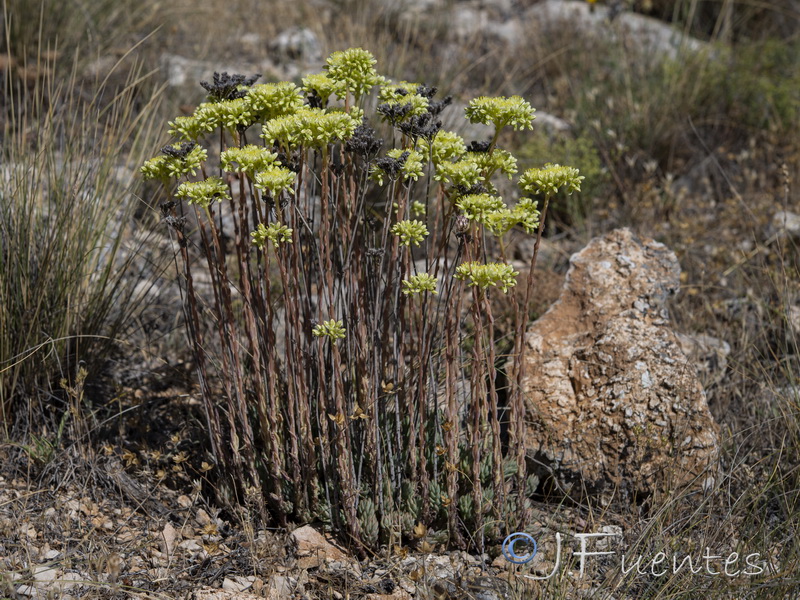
left=514, top=229, right=720, bottom=501
left=269, top=27, right=322, bottom=66
left=32, top=564, right=59, bottom=585
left=266, top=575, right=294, bottom=600
left=290, top=524, right=350, bottom=569
left=526, top=1, right=707, bottom=60
left=767, top=210, right=800, bottom=241
left=222, top=575, right=254, bottom=592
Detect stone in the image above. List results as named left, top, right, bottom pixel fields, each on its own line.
left=766, top=210, right=800, bottom=241
left=269, top=27, right=322, bottom=66
left=161, top=522, right=178, bottom=557
left=525, top=1, right=707, bottom=60
left=517, top=229, right=719, bottom=502
left=266, top=575, right=294, bottom=600
left=289, top=524, right=350, bottom=569
left=222, top=575, right=254, bottom=592
left=675, top=332, right=730, bottom=388
left=31, top=564, right=59, bottom=584
left=193, top=588, right=262, bottom=600
left=365, top=590, right=412, bottom=600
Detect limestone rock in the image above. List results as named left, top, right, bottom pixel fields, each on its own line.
left=675, top=332, right=730, bottom=388
left=519, top=229, right=719, bottom=501
left=269, top=27, right=322, bottom=66
left=526, top=1, right=707, bottom=60
left=289, top=524, right=351, bottom=569
left=766, top=210, right=800, bottom=241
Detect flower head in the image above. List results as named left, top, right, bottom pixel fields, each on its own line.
left=376, top=94, right=429, bottom=125
left=325, top=48, right=383, bottom=99
left=200, top=71, right=260, bottom=102
left=465, top=95, right=535, bottom=131
left=455, top=193, right=506, bottom=225
left=485, top=197, right=540, bottom=236
left=519, top=163, right=584, bottom=196
left=418, top=130, right=467, bottom=165
left=254, top=166, right=296, bottom=197
left=402, top=273, right=438, bottom=295
left=168, top=115, right=206, bottom=141
left=313, top=319, right=346, bottom=343
left=175, top=176, right=230, bottom=209
left=262, top=107, right=359, bottom=149
left=221, top=145, right=278, bottom=175
left=371, top=149, right=424, bottom=185
left=454, top=261, right=519, bottom=293
left=141, top=143, right=207, bottom=181
left=391, top=219, right=429, bottom=246
left=468, top=148, right=518, bottom=179
left=302, top=73, right=347, bottom=106
left=434, top=158, right=484, bottom=188
left=251, top=222, right=293, bottom=249
left=245, top=82, right=305, bottom=121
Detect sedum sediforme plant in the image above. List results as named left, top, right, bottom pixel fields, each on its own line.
left=142, top=48, right=582, bottom=555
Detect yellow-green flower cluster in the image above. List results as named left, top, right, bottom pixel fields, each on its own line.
left=391, top=219, right=429, bottom=246
left=378, top=81, right=422, bottom=103
left=251, top=222, right=293, bottom=249
left=220, top=145, right=278, bottom=175
left=411, top=201, right=426, bottom=216
left=465, top=95, right=535, bottom=131
left=325, top=48, right=383, bottom=99
left=456, top=193, right=506, bottom=225
left=262, top=108, right=359, bottom=149
left=254, top=166, right=296, bottom=197
left=454, top=261, right=519, bottom=293
left=175, top=176, right=230, bottom=209
left=419, top=130, right=467, bottom=165
left=434, top=158, right=484, bottom=188
left=199, top=98, right=257, bottom=132
left=371, top=149, right=425, bottom=186
left=402, top=273, right=438, bottom=295
left=168, top=115, right=208, bottom=141
left=467, top=148, right=518, bottom=179
left=396, top=148, right=424, bottom=181
left=379, top=93, right=429, bottom=123
left=246, top=82, right=305, bottom=121
left=519, top=163, right=584, bottom=196
left=485, top=198, right=540, bottom=236
left=140, top=145, right=208, bottom=180
left=313, top=319, right=346, bottom=343
left=302, top=73, right=346, bottom=106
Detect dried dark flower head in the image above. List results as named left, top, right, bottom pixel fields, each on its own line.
left=398, top=111, right=441, bottom=141
left=306, top=91, right=324, bottom=109
left=275, top=150, right=301, bottom=173
left=377, top=102, right=414, bottom=125
left=454, top=182, right=489, bottom=197
left=200, top=72, right=261, bottom=102
left=373, top=151, right=409, bottom=181
left=345, top=120, right=384, bottom=157
left=466, top=140, right=492, bottom=153
left=416, top=84, right=437, bottom=99
left=427, top=95, right=452, bottom=117
left=161, top=141, right=197, bottom=159
left=159, top=200, right=176, bottom=217
left=454, top=214, right=470, bottom=234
